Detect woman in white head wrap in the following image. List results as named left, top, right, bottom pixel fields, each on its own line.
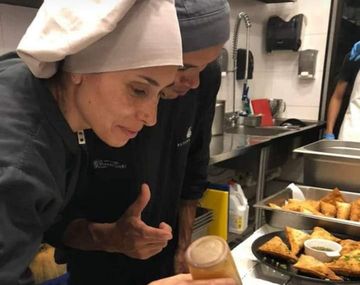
left=0, top=0, right=182, bottom=283
left=17, top=0, right=183, bottom=147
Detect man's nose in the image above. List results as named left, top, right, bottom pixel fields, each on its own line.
left=183, top=74, right=200, bottom=89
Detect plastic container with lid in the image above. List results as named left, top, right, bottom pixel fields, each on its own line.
left=229, top=182, right=249, bottom=235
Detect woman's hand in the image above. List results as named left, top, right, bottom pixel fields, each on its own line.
left=89, top=184, right=173, bottom=259
left=148, top=274, right=236, bottom=285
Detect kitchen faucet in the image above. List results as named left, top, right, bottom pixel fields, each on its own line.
left=229, top=12, right=251, bottom=127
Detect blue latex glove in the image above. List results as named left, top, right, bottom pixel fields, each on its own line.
left=323, top=133, right=335, bottom=140
left=349, top=41, right=360, bottom=62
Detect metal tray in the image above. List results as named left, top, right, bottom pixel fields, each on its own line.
left=294, top=140, right=360, bottom=192
left=254, top=184, right=360, bottom=236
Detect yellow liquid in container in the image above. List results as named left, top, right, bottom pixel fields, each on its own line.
left=185, top=235, right=242, bottom=285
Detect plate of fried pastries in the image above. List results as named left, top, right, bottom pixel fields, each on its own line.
left=252, top=226, right=360, bottom=283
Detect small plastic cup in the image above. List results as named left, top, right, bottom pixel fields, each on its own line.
left=185, top=235, right=242, bottom=285
left=304, top=238, right=342, bottom=262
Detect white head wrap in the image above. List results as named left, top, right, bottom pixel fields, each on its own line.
left=17, top=0, right=183, bottom=78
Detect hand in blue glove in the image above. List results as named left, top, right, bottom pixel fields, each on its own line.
left=323, top=133, right=335, bottom=140
left=349, top=41, right=360, bottom=62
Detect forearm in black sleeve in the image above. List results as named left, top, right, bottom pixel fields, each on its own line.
left=43, top=197, right=87, bottom=248
left=181, top=61, right=221, bottom=200
left=44, top=144, right=90, bottom=248
left=0, top=167, right=58, bottom=284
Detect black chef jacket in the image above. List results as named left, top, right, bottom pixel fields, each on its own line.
left=0, top=53, right=81, bottom=284
left=48, top=61, right=221, bottom=285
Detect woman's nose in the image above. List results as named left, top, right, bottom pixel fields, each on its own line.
left=139, top=99, right=158, bottom=127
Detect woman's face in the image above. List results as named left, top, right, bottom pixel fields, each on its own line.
left=69, top=65, right=176, bottom=147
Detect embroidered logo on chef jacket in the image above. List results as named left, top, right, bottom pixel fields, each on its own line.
left=93, top=160, right=127, bottom=169
left=186, top=127, right=192, bottom=139
left=177, top=126, right=192, bottom=148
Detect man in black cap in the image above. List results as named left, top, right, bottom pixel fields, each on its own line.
left=45, top=0, right=231, bottom=284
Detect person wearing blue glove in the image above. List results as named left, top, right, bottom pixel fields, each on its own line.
left=323, top=133, right=335, bottom=140
left=325, top=42, right=360, bottom=141
left=350, top=41, right=360, bottom=62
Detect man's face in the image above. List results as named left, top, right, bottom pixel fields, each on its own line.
left=161, top=44, right=224, bottom=99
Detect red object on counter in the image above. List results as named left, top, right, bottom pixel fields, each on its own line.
left=251, top=99, right=273, bottom=126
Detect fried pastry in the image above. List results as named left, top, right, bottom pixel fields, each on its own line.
left=310, top=226, right=341, bottom=243
left=321, top=188, right=345, bottom=205
left=293, top=254, right=343, bottom=281
left=282, top=199, right=302, bottom=212
left=299, top=205, right=324, bottom=216
left=336, top=201, right=351, bottom=220
left=303, top=200, right=321, bottom=211
left=283, top=199, right=322, bottom=215
left=268, top=203, right=282, bottom=210
left=320, top=201, right=336, bottom=217
left=299, top=207, right=313, bottom=215
left=288, top=199, right=320, bottom=211
left=258, top=236, right=298, bottom=263
left=327, top=249, right=360, bottom=277
left=340, top=239, right=360, bottom=255
left=350, top=198, right=360, bottom=222
left=285, top=226, right=310, bottom=256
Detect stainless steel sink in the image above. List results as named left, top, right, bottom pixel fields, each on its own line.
left=225, top=125, right=291, bottom=136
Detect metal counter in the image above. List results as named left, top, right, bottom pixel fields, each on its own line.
left=209, top=120, right=325, bottom=165
left=209, top=133, right=270, bottom=165
left=209, top=119, right=325, bottom=229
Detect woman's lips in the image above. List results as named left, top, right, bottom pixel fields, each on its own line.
left=118, top=126, right=139, bottom=139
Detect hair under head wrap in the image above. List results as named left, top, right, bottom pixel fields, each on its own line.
left=17, top=0, right=183, bottom=78
left=175, top=0, right=230, bottom=53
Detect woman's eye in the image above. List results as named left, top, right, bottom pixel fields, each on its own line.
left=132, top=88, right=147, bottom=97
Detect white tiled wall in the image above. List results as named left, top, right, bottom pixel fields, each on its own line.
left=0, top=4, right=36, bottom=55
left=0, top=1, right=331, bottom=120
left=220, top=0, right=332, bottom=120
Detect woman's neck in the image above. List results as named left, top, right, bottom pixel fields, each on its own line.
left=49, top=78, right=87, bottom=132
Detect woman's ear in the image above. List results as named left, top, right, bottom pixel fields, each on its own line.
left=70, top=73, right=83, bottom=85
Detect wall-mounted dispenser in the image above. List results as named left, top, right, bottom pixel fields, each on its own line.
left=236, top=49, right=254, bottom=80
left=298, top=49, right=318, bottom=79
left=266, top=14, right=304, bottom=52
